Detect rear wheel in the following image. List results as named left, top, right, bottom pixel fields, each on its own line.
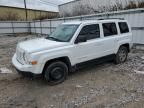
left=115, top=46, right=128, bottom=64
left=44, top=61, right=68, bottom=85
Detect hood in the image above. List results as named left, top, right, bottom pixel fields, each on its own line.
left=18, top=38, right=69, bottom=53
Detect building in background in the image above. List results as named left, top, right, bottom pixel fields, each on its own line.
left=0, top=5, right=59, bottom=21
left=59, top=0, right=143, bottom=17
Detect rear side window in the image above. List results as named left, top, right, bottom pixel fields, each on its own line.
left=119, top=22, right=129, bottom=33
left=102, top=23, right=118, bottom=37
left=79, top=24, right=100, bottom=40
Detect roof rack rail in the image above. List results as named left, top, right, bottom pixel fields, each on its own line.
left=98, top=18, right=125, bottom=20
left=82, top=18, right=125, bottom=21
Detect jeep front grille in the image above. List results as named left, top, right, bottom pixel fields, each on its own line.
left=16, top=48, right=24, bottom=64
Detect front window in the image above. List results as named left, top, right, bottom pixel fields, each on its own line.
left=78, top=24, right=100, bottom=40
left=46, top=24, right=79, bottom=42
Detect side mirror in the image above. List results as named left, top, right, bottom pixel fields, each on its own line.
left=75, top=35, right=87, bottom=44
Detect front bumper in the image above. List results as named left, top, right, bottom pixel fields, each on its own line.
left=12, top=54, right=42, bottom=75
left=16, top=68, right=40, bottom=77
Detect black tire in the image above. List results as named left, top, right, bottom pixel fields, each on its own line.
left=115, top=46, right=128, bottom=64
left=44, top=61, right=68, bottom=85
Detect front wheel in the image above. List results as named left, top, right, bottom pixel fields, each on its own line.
left=115, top=46, right=128, bottom=64
left=44, top=61, right=68, bottom=85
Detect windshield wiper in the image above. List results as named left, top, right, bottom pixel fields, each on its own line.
left=46, top=37, right=63, bottom=42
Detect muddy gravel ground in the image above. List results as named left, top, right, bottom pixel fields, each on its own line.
left=0, top=34, right=144, bottom=108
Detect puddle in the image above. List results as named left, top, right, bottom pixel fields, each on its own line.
left=0, top=68, right=13, bottom=74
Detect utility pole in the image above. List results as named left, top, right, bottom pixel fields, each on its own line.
left=24, top=0, right=28, bottom=21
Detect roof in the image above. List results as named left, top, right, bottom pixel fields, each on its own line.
left=0, top=5, right=58, bottom=13
left=62, top=19, right=126, bottom=25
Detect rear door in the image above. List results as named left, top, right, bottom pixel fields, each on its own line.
left=100, top=22, right=118, bottom=56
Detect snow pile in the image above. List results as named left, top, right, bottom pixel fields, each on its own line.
left=0, top=68, right=13, bottom=74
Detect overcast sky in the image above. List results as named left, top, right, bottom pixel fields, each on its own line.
left=0, top=0, right=74, bottom=12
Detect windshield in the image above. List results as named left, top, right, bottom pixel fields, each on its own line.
left=46, top=24, right=79, bottom=42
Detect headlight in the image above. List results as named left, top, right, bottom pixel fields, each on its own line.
left=23, top=52, right=29, bottom=64
left=23, top=53, right=38, bottom=65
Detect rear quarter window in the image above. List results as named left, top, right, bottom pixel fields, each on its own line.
left=119, top=22, right=129, bottom=33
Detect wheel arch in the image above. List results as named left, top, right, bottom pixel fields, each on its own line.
left=119, top=43, right=130, bottom=52
left=42, top=56, right=72, bottom=75
left=116, top=43, right=130, bottom=54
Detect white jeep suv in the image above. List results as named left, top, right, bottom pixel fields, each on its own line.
left=12, top=19, right=132, bottom=85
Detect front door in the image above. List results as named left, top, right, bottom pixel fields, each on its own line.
left=73, top=24, right=103, bottom=64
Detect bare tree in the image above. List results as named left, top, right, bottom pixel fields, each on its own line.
left=115, top=1, right=123, bottom=10
left=138, top=1, right=144, bottom=8
left=60, top=0, right=144, bottom=17
left=125, top=1, right=137, bottom=9
left=98, top=1, right=123, bottom=12
left=70, top=4, right=96, bottom=16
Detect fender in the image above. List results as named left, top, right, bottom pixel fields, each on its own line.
left=36, top=50, right=74, bottom=74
